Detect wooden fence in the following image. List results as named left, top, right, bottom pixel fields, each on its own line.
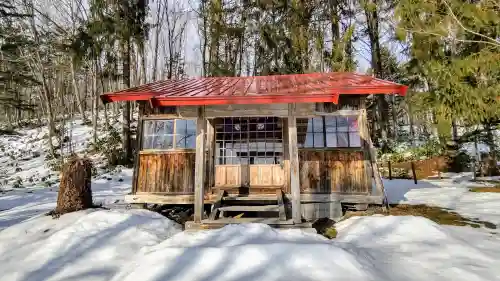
left=378, top=157, right=448, bottom=183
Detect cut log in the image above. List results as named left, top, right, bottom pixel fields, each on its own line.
left=55, top=157, right=93, bottom=215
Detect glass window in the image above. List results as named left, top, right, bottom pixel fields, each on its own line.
left=326, top=133, right=337, bottom=147
left=296, top=115, right=361, bottom=148
left=304, top=133, right=314, bottom=148
left=142, top=119, right=196, bottom=150
left=337, top=116, right=349, bottom=132
left=313, top=132, right=324, bottom=147
left=337, top=132, right=349, bottom=147
left=175, top=119, right=196, bottom=149
left=312, top=117, right=324, bottom=132
left=349, top=132, right=361, bottom=147
left=325, top=116, right=336, bottom=132
left=215, top=117, right=284, bottom=165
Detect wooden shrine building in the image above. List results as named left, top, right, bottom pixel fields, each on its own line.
left=101, top=72, right=407, bottom=228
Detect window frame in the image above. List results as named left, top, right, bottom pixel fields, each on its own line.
left=141, top=118, right=197, bottom=151
left=297, top=115, right=362, bottom=149
left=215, top=117, right=284, bottom=165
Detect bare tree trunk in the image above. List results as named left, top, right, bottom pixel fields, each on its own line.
left=99, top=64, right=109, bottom=129
left=152, top=0, right=164, bottom=81
left=141, top=46, right=147, bottom=84
left=451, top=119, right=458, bottom=141
left=201, top=0, right=208, bottom=76
left=41, top=85, right=57, bottom=156
left=122, top=41, right=132, bottom=162
left=391, top=95, right=398, bottom=139
left=25, top=0, right=56, bottom=156
left=484, top=122, right=498, bottom=176
left=70, top=59, right=86, bottom=122
left=408, top=99, right=415, bottom=146
left=364, top=0, right=389, bottom=149
left=92, top=59, right=99, bottom=145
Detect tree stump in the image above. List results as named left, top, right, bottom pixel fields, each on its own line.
left=55, top=157, right=93, bottom=215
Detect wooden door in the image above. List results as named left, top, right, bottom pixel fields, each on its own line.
left=213, top=117, right=285, bottom=193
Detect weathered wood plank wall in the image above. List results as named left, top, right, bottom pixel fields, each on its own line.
left=298, top=150, right=369, bottom=194
left=215, top=165, right=242, bottom=187
left=136, top=151, right=196, bottom=194
left=249, top=164, right=285, bottom=187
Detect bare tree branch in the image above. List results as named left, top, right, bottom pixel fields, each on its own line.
left=441, top=0, right=500, bottom=48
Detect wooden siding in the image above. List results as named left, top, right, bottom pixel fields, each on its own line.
left=136, top=151, right=196, bottom=194
left=141, top=98, right=364, bottom=120
left=215, top=165, right=243, bottom=187
left=299, top=150, right=369, bottom=194
left=214, top=164, right=286, bottom=188
left=249, top=164, right=285, bottom=187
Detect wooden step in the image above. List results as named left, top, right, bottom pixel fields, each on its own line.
left=203, top=217, right=295, bottom=225
left=186, top=219, right=313, bottom=230
left=222, top=195, right=278, bottom=201
left=218, top=205, right=279, bottom=212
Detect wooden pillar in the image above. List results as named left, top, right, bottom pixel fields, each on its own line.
left=206, top=119, right=215, bottom=189
left=359, top=106, right=385, bottom=199
left=288, top=103, right=302, bottom=224
left=194, top=106, right=206, bottom=223
left=131, top=102, right=145, bottom=194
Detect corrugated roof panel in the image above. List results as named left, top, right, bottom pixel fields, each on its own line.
left=101, top=72, right=407, bottom=105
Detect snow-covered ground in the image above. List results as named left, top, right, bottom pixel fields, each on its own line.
left=0, top=209, right=181, bottom=281
left=1, top=118, right=500, bottom=281
left=0, top=212, right=498, bottom=281
left=384, top=174, right=500, bottom=225
left=0, top=168, right=132, bottom=230
left=0, top=171, right=498, bottom=281
left=0, top=115, right=134, bottom=230
left=0, top=120, right=94, bottom=190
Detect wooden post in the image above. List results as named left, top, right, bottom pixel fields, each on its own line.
left=411, top=162, right=417, bottom=184
left=131, top=102, right=145, bottom=194
left=194, top=106, right=206, bottom=223
left=288, top=103, right=301, bottom=224
left=359, top=108, right=385, bottom=198
left=358, top=108, right=373, bottom=188
left=388, top=160, right=392, bottom=180
left=206, top=119, right=215, bottom=189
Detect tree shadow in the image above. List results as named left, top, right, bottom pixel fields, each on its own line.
left=12, top=212, right=173, bottom=281
left=115, top=224, right=369, bottom=281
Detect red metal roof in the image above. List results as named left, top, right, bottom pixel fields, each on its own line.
left=101, top=72, right=407, bottom=106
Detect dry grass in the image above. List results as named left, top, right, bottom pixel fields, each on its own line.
left=469, top=184, right=500, bottom=193
left=343, top=204, right=497, bottom=229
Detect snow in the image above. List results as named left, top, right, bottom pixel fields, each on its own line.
left=384, top=176, right=500, bottom=226
left=335, top=216, right=500, bottom=281
left=1, top=210, right=499, bottom=281
left=0, top=120, right=95, bottom=190
left=0, top=209, right=181, bottom=281
left=0, top=168, right=133, bottom=230
left=1, top=116, right=500, bottom=281
left=110, top=217, right=500, bottom=281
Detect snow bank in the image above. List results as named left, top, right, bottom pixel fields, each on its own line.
left=0, top=209, right=181, bottom=281
left=112, top=217, right=500, bottom=281
left=112, top=224, right=371, bottom=281
left=384, top=178, right=500, bottom=225
left=1, top=213, right=499, bottom=281
left=335, top=216, right=500, bottom=281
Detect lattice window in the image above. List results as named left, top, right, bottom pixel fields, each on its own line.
left=142, top=119, right=196, bottom=150
left=215, top=117, right=284, bottom=165
left=297, top=116, right=361, bottom=148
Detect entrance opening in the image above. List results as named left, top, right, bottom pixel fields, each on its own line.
left=214, top=117, right=286, bottom=190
